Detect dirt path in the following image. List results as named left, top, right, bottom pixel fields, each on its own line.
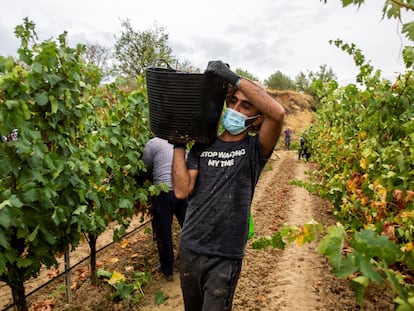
left=251, top=151, right=325, bottom=310
left=1, top=150, right=394, bottom=311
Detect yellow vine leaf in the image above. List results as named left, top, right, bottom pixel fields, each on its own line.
left=108, top=271, right=126, bottom=286
left=360, top=196, right=369, bottom=206
left=118, top=239, right=128, bottom=248
left=401, top=242, right=414, bottom=252
left=108, top=257, right=119, bottom=263
left=296, top=234, right=305, bottom=246
left=360, top=157, right=367, bottom=170
left=374, top=180, right=387, bottom=203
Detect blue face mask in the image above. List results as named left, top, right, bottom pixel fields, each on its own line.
left=222, top=108, right=259, bottom=135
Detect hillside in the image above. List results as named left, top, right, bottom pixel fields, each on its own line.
left=267, top=89, right=315, bottom=139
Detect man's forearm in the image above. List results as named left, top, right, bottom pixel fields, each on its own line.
left=238, top=78, right=285, bottom=123
left=172, top=148, right=191, bottom=199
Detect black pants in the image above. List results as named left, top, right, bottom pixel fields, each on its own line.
left=299, top=147, right=310, bottom=161
left=152, top=191, right=187, bottom=276
left=179, top=247, right=242, bottom=311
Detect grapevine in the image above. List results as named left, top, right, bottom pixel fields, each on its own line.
left=254, top=38, right=414, bottom=310
left=0, top=18, right=152, bottom=310
left=253, top=1, right=414, bottom=308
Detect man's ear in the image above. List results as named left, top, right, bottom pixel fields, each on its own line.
left=253, top=115, right=264, bottom=126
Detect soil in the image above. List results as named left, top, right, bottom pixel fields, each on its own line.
left=0, top=150, right=395, bottom=311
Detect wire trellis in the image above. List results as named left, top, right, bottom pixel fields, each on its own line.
left=1, top=219, right=151, bottom=311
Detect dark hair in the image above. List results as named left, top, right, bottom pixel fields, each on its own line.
left=225, top=84, right=237, bottom=105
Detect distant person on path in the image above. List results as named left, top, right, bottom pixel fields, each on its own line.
left=283, top=127, right=292, bottom=150
left=172, top=60, right=285, bottom=310
left=142, top=137, right=187, bottom=281
left=298, top=136, right=311, bottom=161
left=298, top=136, right=306, bottom=160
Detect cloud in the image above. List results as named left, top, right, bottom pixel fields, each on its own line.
left=0, top=23, right=19, bottom=56
left=1, top=0, right=411, bottom=85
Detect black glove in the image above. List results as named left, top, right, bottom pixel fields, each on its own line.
left=205, top=61, right=241, bottom=87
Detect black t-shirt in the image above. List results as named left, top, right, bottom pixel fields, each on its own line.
left=180, top=135, right=268, bottom=258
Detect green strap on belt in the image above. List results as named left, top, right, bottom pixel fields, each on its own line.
left=248, top=213, right=255, bottom=240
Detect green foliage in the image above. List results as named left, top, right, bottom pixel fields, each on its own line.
left=252, top=231, right=286, bottom=250
left=113, top=19, right=173, bottom=78
left=263, top=64, right=336, bottom=96
left=257, top=1, right=414, bottom=306
left=82, top=43, right=113, bottom=81
left=253, top=220, right=411, bottom=307
left=76, top=79, right=151, bottom=242
left=293, top=65, right=338, bottom=106
left=308, top=38, right=414, bottom=236
left=98, top=268, right=151, bottom=304
left=318, top=224, right=407, bottom=307
left=296, top=65, right=337, bottom=94
left=0, top=18, right=152, bottom=308
left=297, top=36, right=414, bottom=308
left=319, top=225, right=402, bottom=278
left=155, top=290, right=169, bottom=305
left=235, top=69, right=259, bottom=82
left=318, top=225, right=347, bottom=273
left=251, top=222, right=324, bottom=250
left=308, top=64, right=337, bottom=83
left=264, top=70, right=296, bottom=90
left=175, top=59, right=201, bottom=73
left=395, top=295, right=414, bottom=311
left=47, top=285, right=66, bottom=299
left=0, top=18, right=99, bottom=287
left=295, top=72, right=310, bottom=93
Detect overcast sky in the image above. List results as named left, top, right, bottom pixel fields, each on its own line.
left=1, top=0, right=412, bottom=85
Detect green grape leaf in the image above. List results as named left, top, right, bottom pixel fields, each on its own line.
left=318, top=225, right=345, bottom=269
left=351, top=229, right=401, bottom=265
left=350, top=276, right=369, bottom=305
left=155, top=290, right=169, bottom=305
left=402, top=46, right=414, bottom=68
left=402, top=21, right=414, bottom=44
left=251, top=232, right=286, bottom=250
left=35, top=91, right=49, bottom=106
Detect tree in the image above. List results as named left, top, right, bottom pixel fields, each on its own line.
left=235, top=69, right=259, bottom=82
left=308, top=64, right=337, bottom=84
left=113, top=19, right=172, bottom=78
left=83, top=43, right=113, bottom=81
left=294, top=65, right=337, bottom=98
left=172, top=59, right=200, bottom=73
left=264, top=70, right=296, bottom=90
left=295, top=71, right=310, bottom=92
